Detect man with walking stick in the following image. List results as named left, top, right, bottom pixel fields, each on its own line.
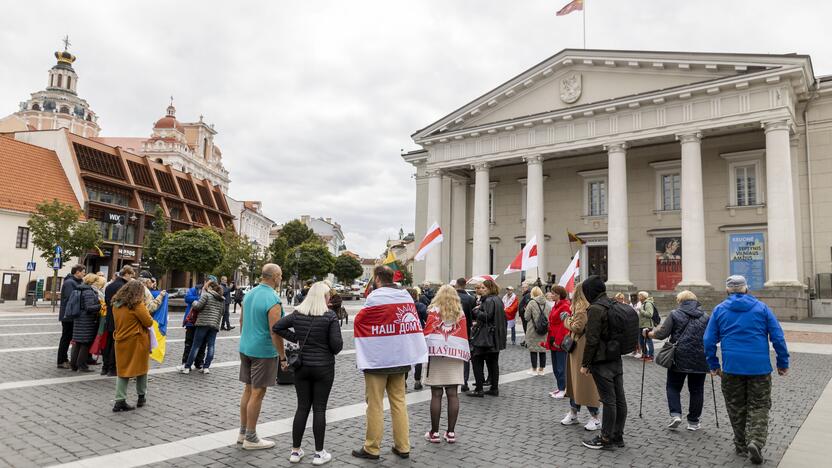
left=704, top=275, right=789, bottom=466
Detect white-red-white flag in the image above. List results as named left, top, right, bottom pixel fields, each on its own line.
left=558, top=251, right=581, bottom=293
left=503, top=236, right=539, bottom=274
left=354, top=287, right=429, bottom=370
left=467, top=274, right=499, bottom=284
left=413, top=222, right=443, bottom=261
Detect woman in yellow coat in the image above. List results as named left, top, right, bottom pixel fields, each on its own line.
left=111, top=279, right=154, bottom=412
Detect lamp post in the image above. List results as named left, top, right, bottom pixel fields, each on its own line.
left=294, top=249, right=301, bottom=306
left=248, top=240, right=259, bottom=286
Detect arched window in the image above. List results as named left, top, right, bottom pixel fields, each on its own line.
left=59, top=106, right=70, bottom=114
left=32, top=103, right=41, bottom=111
left=66, top=76, right=72, bottom=89
left=156, top=158, right=164, bottom=164
left=57, top=75, right=63, bottom=88
left=50, top=75, right=54, bottom=87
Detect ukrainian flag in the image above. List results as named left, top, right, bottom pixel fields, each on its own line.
left=149, top=290, right=169, bottom=363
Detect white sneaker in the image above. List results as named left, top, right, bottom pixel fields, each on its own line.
left=584, top=417, right=601, bottom=431
left=289, top=448, right=305, bottom=463
left=633, top=353, right=643, bottom=359
left=687, top=421, right=701, bottom=431
left=236, top=433, right=245, bottom=444
left=561, top=412, right=579, bottom=425
left=243, top=438, right=275, bottom=450
left=549, top=390, right=559, bottom=398
left=554, top=390, right=566, bottom=399
left=668, top=416, right=682, bottom=430
left=177, top=365, right=190, bottom=375
left=526, top=369, right=537, bottom=375
left=201, top=368, right=210, bottom=374
left=312, top=450, right=331, bottom=465
left=537, top=368, right=545, bottom=376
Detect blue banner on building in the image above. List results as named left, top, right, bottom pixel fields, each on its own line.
left=729, top=233, right=766, bottom=290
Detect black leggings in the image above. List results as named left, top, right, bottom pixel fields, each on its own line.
left=530, top=352, right=547, bottom=369
left=292, top=364, right=335, bottom=451
left=430, top=386, right=459, bottom=433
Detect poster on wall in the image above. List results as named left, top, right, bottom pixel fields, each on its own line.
left=656, top=237, right=682, bottom=290
left=729, top=233, right=766, bottom=290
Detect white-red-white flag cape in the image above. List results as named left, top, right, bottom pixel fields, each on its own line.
left=504, top=236, right=539, bottom=274
left=558, top=251, right=581, bottom=293
left=353, top=287, right=429, bottom=370
left=414, top=222, right=443, bottom=261
left=423, top=307, right=470, bottom=361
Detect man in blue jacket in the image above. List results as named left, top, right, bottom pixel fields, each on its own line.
left=704, top=275, right=789, bottom=465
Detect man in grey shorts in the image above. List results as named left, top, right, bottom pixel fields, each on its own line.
left=237, top=263, right=287, bottom=450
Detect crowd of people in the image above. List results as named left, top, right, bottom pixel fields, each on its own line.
left=53, top=260, right=791, bottom=465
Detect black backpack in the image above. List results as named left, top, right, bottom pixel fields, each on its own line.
left=650, top=301, right=661, bottom=326
left=532, top=301, right=549, bottom=336
left=64, top=288, right=83, bottom=321
left=604, top=300, right=639, bottom=355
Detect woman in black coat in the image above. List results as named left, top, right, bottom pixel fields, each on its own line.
left=273, top=281, right=343, bottom=464
left=71, top=273, right=105, bottom=372
left=467, top=279, right=506, bottom=398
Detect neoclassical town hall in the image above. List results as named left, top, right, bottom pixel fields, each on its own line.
left=403, top=49, right=832, bottom=319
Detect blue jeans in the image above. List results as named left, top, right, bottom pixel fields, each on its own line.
left=569, top=398, right=599, bottom=416
left=551, top=350, right=567, bottom=390
left=639, top=332, right=654, bottom=357
left=508, top=324, right=516, bottom=344
left=186, top=326, right=218, bottom=369
left=666, top=369, right=706, bottom=423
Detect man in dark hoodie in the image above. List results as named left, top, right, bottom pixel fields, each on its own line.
left=580, top=275, right=627, bottom=450
left=455, top=278, right=476, bottom=392
left=57, top=264, right=86, bottom=369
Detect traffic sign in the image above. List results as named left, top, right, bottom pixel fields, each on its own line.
left=52, top=257, right=62, bottom=270
left=26, top=262, right=36, bottom=271
left=54, top=245, right=63, bottom=255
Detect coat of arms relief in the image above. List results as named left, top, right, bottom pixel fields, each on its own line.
left=560, top=73, right=582, bottom=104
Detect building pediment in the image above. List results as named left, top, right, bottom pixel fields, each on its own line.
left=412, top=49, right=814, bottom=143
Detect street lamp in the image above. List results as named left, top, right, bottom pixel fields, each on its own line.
left=294, top=249, right=301, bottom=306
left=249, top=240, right=259, bottom=286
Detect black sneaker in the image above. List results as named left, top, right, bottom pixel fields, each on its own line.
left=414, top=382, right=423, bottom=390
left=112, top=400, right=135, bottom=412
left=484, top=388, right=499, bottom=397
left=747, top=443, right=764, bottom=465
left=391, top=446, right=409, bottom=459
left=466, top=389, right=484, bottom=398
left=137, top=395, right=146, bottom=408
left=735, top=446, right=748, bottom=457
left=582, top=435, right=614, bottom=450
left=461, top=384, right=470, bottom=392
left=611, top=437, right=625, bottom=448
left=351, top=448, right=379, bottom=460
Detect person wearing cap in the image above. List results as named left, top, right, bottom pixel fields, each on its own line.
left=704, top=275, right=789, bottom=465
left=502, top=286, right=518, bottom=346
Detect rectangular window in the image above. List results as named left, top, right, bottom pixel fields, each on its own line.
left=735, top=164, right=757, bottom=206
left=661, top=173, right=681, bottom=211
left=97, top=221, right=136, bottom=244
left=86, top=186, right=130, bottom=207
left=588, top=180, right=607, bottom=216
left=16, top=227, right=29, bottom=249
left=66, top=76, right=72, bottom=89
left=57, top=75, right=63, bottom=88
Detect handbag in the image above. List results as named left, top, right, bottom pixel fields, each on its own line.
left=560, top=334, right=576, bottom=353
left=287, top=317, right=315, bottom=370
left=655, top=314, right=691, bottom=369
left=470, top=304, right=496, bottom=350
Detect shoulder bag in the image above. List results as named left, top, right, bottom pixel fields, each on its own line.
left=288, top=316, right=315, bottom=370
left=560, top=334, right=576, bottom=353
left=655, top=314, right=691, bottom=369
left=470, top=302, right=496, bottom=350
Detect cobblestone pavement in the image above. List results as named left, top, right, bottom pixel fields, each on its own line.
left=0, top=306, right=830, bottom=468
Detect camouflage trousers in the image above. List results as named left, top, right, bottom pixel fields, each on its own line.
left=721, top=373, right=772, bottom=450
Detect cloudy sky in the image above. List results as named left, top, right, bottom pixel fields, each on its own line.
left=3, top=0, right=831, bottom=257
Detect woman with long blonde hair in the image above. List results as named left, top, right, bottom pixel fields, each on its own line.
left=560, top=281, right=602, bottom=431
left=423, top=284, right=467, bottom=444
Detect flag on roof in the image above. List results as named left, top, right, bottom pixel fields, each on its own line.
left=504, top=236, right=539, bottom=274
left=413, top=222, right=444, bottom=261
left=556, top=0, right=584, bottom=16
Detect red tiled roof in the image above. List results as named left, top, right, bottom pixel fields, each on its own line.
left=0, top=138, right=80, bottom=213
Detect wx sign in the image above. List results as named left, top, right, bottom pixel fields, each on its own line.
left=104, top=212, right=123, bottom=224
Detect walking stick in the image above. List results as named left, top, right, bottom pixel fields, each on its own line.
left=711, top=373, right=720, bottom=428
left=638, top=354, right=646, bottom=418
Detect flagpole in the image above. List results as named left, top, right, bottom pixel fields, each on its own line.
left=583, top=0, right=587, bottom=49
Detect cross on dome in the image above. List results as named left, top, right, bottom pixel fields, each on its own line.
left=62, top=35, right=71, bottom=51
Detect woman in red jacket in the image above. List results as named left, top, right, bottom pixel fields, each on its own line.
left=544, top=285, right=571, bottom=399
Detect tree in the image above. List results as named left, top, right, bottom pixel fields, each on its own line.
left=214, top=226, right=255, bottom=280
left=268, top=236, right=288, bottom=268
left=285, top=241, right=335, bottom=281
left=158, top=228, right=225, bottom=285
left=142, top=205, right=168, bottom=279
left=27, top=199, right=102, bottom=265
left=333, top=254, right=363, bottom=285
left=281, top=219, right=320, bottom=248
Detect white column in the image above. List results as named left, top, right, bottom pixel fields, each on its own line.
left=677, top=132, right=711, bottom=288
left=472, top=163, right=491, bottom=275
left=450, top=178, right=468, bottom=280
left=764, top=120, right=801, bottom=286
left=605, top=143, right=632, bottom=288
left=524, top=155, right=545, bottom=282
left=425, top=169, right=443, bottom=283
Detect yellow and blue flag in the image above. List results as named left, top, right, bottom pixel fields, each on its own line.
left=149, top=291, right=169, bottom=363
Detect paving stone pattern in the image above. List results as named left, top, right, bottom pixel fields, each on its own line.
left=0, top=310, right=830, bottom=468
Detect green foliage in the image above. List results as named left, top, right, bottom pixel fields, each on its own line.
left=143, top=205, right=168, bottom=278
left=268, top=236, right=288, bottom=267
left=27, top=199, right=102, bottom=264
left=281, top=219, right=321, bottom=248
left=158, top=228, right=225, bottom=280
left=333, top=254, right=363, bottom=285
left=213, top=226, right=256, bottom=279
left=285, top=241, right=335, bottom=281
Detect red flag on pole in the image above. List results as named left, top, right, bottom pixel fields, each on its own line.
left=503, top=236, right=539, bottom=274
